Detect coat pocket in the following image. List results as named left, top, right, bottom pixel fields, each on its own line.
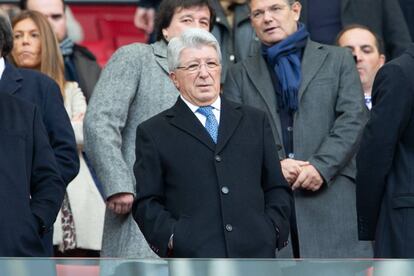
left=172, top=215, right=192, bottom=257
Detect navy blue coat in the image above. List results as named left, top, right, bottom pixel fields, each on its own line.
left=0, top=93, right=65, bottom=256
left=0, top=61, right=79, bottom=185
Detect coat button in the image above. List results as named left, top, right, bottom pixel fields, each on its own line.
left=288, top=153, right=295, bottom=158
left=225, top=224, right=233, bottom=232
left=221, top=186, right=229, bottom=194
left=287, top=126, right=293, bottom=132
left=215, top=155, right=222, bottom=162
left=216, top=17, right=221, bottom=23
left=229, top=55, right=235, bottom=62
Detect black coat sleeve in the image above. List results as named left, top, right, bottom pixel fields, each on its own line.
left=42, top=78, right=79, bottom=185
left=132, top=124, right=176, bottom=257
left=30, top=106, right=66, bottom=232
left=261, top=114, right=293, bottom=250
left=356, top=63, right=413, bottom=240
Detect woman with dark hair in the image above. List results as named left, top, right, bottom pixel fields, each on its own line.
left=10, top=10, right=105, bottom=257
left=84, top=0, right=214, bottom=258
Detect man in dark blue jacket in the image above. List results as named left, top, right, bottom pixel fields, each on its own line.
left=0, top=91, right=65, bottom=256
left=0, top=9, right=78, bottom=255
left=0, top=10, right=79, bottom=187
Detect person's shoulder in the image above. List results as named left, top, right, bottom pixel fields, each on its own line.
left=73, top=44, right=98, bottom=61
left=16, top=68, right=57, bottom=86
left=377, top=52, right=414, bottom=83
left=305, top=39, right=349, bottom=57
left=224, top=97, right=266, bottom=118
left=117, top=42, right=153, bottom=56
left=107, top=42, right=154, bottom=65
left=0, top=92, right=35, bottom=115
left=139, top=108, right=171, bottom=130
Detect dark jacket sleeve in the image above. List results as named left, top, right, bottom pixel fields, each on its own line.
left=30, top=106, right=66, bottom=231
left=132, top=124, right=176, bottom=257
left=356, top=63, right=413, bottom=240
left=382, top=0, right=412, bottom=58
left=41, top=77, right=79, bottom=185
left=261, top=114, right=293, bottom=250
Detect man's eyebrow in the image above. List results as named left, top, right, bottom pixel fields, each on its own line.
left=361, top=45, right=374, bottom=50
left=49, top=13, right=63, bottom=19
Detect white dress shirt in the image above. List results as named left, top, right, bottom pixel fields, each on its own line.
left=180, top=95, right=221, bottom=126
left=0, top=57, right=5, bottom=80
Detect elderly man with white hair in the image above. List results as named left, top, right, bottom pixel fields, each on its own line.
left=132, top=28, right=293, bottom=258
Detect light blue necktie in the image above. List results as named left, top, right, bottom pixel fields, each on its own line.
left=197, top=106, right=218, bottom=143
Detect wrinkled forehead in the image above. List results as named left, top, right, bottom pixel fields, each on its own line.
left=179, top=45, right=219, bottom=62
left=249, top=0, right=291, bottom=8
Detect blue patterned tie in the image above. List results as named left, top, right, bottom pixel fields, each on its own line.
left=197, top=106, right=218, bottom=143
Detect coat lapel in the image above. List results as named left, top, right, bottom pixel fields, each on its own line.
left=0, top=62, right=22, bottom=95
left=152, top=41, right=170, bottom=75
left=244, top=52, right=284, bottom=145
left=215, top=98, right=242, bottom=153
left=167, top=97, right=216, bottom=152
left=298, top=40, right=328, bottom=102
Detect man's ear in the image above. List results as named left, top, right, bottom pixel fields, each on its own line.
left=292, top=1, right=302, bottom=21
left=169, top=72, right=179, bottom=89
left=379, top=54, right=386, bottom=67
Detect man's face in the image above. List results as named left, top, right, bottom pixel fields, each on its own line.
left=26, top=0, right=67, bottom=42
left=162, top=5, right=211, bottom=41
left=338, top=28, right=385, bottom=90
left=170, top=45, right=221, bottom=106
left=249, top=0, right=301, bottom=46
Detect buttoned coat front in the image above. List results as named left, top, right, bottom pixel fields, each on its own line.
left=224, top=40, right=372, bottom=257
left=132, top=97, right=292, bottom=258
left=84, top=41, right=178, bottom=258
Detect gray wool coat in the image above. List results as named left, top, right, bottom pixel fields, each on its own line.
left=224, top=40, right=373, bottom=258
left=84, top=41, right=178, bottom=257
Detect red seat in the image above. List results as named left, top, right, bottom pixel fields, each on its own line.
left=70, top=5, right=148, bottom=66
left=80, top=40, right=113, bottom=67
left=98, top=17, right=148, bottom=49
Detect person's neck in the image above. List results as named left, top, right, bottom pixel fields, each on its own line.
left=363, top=83, right=372, bottom=97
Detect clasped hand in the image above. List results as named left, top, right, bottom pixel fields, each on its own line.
left=280, top=159, right=323, bottom=191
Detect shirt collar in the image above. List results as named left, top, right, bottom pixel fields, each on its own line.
left=180, top=95, right=221, bottom=113
left=0, top=57, right=5, bottom=80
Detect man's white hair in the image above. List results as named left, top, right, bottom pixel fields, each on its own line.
left=167, top=28, right=222, bottom=72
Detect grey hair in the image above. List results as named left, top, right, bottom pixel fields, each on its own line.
left=167, top=28, right=222, bottom=72
left=0, top=9, right=13, bottom=57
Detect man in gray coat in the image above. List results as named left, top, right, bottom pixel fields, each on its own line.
left=84, top=0, right=214, bottom=258
left=224, top=0, right=372, bottom=257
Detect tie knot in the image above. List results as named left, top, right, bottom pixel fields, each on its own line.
left=197, top=106, right=214, bottom=117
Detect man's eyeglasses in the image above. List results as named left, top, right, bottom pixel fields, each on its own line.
left=177, top=61, right=220, bottom=73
